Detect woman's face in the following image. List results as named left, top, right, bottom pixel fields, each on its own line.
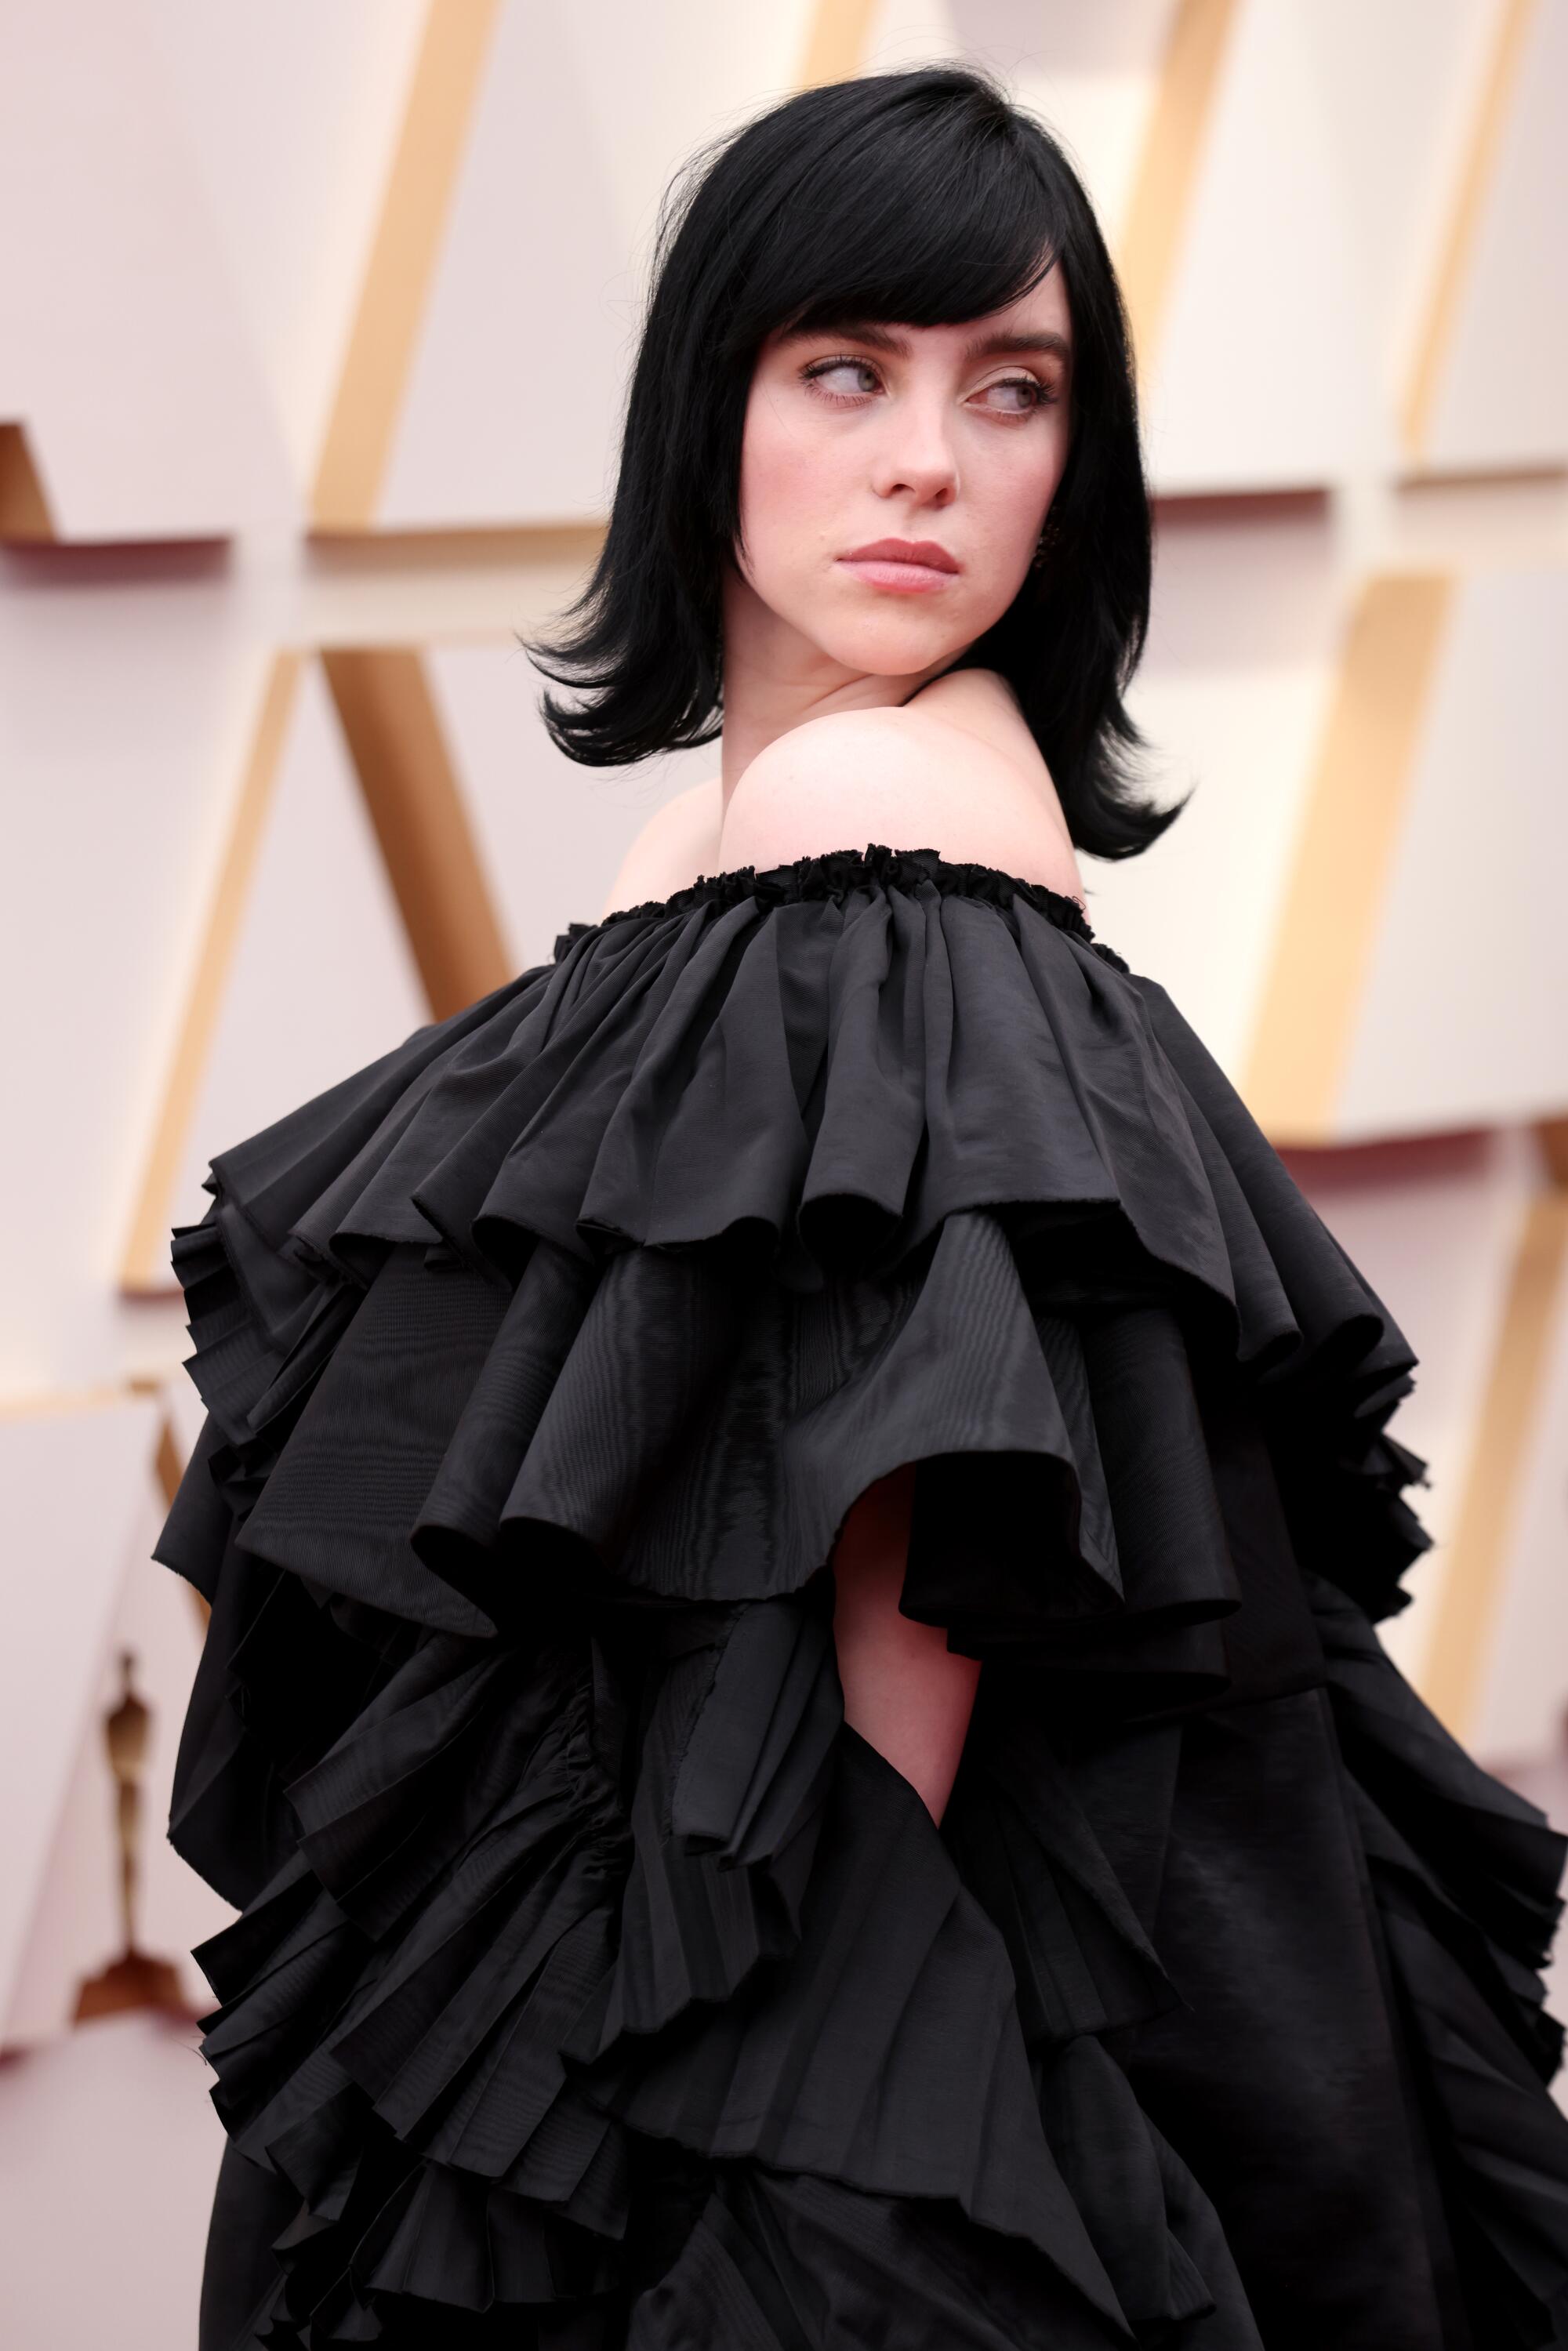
left=730, top=265, right=1073, bottom=682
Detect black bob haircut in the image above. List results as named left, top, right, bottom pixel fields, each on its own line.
left=526, top=63, right=1187, bottom=862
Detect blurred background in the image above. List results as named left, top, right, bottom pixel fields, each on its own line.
left=1, top=2, right=1565, bottom=2340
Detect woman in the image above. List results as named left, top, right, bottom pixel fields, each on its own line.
left=160, top=65, right=1568, bottom=2349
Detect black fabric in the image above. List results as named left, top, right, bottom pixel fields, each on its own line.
left=154, top=840, right=1568, bottom=2347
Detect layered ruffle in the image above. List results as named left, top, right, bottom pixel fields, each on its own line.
left=154, top=843, right=1568, bottom=2347
left=1310, top=1573, right=1568, bottom=2346
left=162, top=844, right=1428, bottom=1662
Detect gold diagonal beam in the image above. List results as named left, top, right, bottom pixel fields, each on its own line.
left=119, top=644, right=512, bottom=1299
left=321, top=648, right=511, bottom=1017
left=1402, top=0, right=1538, bottom=467
left=1241, top=575, right=1452, bottom=1141
left=312, top=0, right=503, bottom=531
left=154, top=1413, right=210, bottom=1632
left=120, top=655, right=302, bottom=1293
left=1115, top=0, right=1240, bottom=381
left=125, top=1377, right=212, bottom=1634
left=0, top=423, right=55, bottom=541
left=1420, top=1156, right=1568, bottom=1737
left=797, top=0, right=880, bottom=88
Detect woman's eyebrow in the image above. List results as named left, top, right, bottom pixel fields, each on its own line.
left=776, top=321, right=1071, bottom=367
left=961, top=328, right=1072, bottom=366
left=778, top=318, right=908, bottom=354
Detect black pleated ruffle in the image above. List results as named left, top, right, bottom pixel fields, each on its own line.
left=155, top=843, right=1568, bottom=2348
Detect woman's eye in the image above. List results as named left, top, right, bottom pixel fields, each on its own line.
left=975, top=376, right=1055, bottom=415
left=804, top=358, right=881, bottom=400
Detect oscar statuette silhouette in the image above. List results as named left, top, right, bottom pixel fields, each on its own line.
left=74, top=1649, right=192, bottom=2022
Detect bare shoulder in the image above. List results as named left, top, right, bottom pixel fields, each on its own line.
left=597, top=775, right=724, bottom=918
left=718, top=706, right=950, bottom=868
left=717, top=675, right=1086, bottom=908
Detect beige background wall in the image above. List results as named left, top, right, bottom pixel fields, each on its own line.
left=2, top=3, right=1565, bottom=2341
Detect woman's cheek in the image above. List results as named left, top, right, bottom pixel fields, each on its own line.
left=739, top=426, right=814, bottom=582
left=987, top=481, right=1056, bottom=596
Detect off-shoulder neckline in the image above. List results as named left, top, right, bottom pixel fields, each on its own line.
left=554, top=840, right=1127, bottom=968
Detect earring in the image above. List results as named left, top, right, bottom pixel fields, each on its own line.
left=1031, top=515, right=1060, bottom=571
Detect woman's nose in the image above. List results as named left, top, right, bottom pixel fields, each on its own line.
left=869, top=395, right=958, bottom=507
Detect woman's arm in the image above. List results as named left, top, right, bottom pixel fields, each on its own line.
left=830, top=1463, right=982, bottom=1825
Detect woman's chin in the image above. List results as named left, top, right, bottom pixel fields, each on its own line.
left=807, top=615, right=975, bottom=684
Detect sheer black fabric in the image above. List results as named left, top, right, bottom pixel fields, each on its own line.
left=156, top=842, right=1568, bottom=2347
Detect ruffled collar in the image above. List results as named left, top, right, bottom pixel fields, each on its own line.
left=554, top=840, right=1127, bottom=969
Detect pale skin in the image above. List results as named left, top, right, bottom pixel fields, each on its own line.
left=597, top=267, right=1086, bottom=1826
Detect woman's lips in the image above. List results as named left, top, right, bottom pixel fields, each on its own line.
left=837, top=538, right=961, bottom=593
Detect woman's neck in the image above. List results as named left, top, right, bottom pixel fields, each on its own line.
left=717, top=569, right=955, bottom=802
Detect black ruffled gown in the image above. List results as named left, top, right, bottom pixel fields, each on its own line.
left=156, top=844, right=1568, bottom=2349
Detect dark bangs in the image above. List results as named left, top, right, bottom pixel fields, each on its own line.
left=721, top=91, right=1063, bottom=356
left=527, top=65, right=1185, bottom=863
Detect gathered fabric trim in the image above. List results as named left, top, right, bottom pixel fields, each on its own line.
left=554, top=839, right=1132, bottom=973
